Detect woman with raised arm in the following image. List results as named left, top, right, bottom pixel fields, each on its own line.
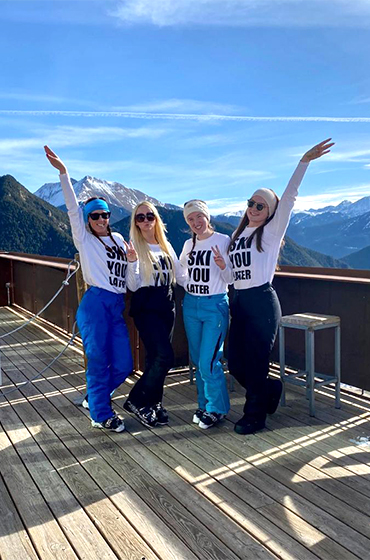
left=228, top=139, right=334, bottom=435
left=44, top=146, right=133, bottom=433
left=123, top=202, right=185, bottom=427
left=180, top=200, right=233, bottom=429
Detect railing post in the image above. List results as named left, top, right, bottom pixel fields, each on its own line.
left=74, top=253, right=88, bottom=371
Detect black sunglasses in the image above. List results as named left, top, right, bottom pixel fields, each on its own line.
left=247, top=199, right=266, bottom=212
left=135, top=212, right=156, bottom=223
left=89, top=211, right=111, bottom=220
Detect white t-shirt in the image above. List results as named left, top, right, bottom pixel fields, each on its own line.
left=126, top=243, right=186, bottom=291
left=230, top=161, right=309, bottom=290
left=180, top=231, right=233, bottom=296
left=60, top=173, right=128, bottom=294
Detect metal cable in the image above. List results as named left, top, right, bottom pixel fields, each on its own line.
left=0, top=259, right=80, bottom=339
left=0, top=321, right=79, bottom=398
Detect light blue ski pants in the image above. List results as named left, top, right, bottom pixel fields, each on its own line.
left=183, top=292, right=230, bottom=415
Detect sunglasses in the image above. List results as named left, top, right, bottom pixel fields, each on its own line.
left=247, top=199, right=267, bottom=212
left=89, top=211, right=111, bottom=220
left=135, top=212, right=156, bottom=223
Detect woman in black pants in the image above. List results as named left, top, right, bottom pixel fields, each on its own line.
left=228, top=139, right=334, bottom=435
left=124, top=202, right=185, bottom=427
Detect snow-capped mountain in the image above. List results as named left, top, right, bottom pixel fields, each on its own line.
left=35, top=176, right=179, bottom=221
left=35, top=178, right=78, bottom=207
left=222, top=210, right=244, bottom=218
left=287, top=210, right=370, bottom=258
left=213, top=210, right=244, bottom=227
left=297, top=196, right=370, bottom=219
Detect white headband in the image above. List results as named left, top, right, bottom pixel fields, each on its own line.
left=251, top=188, right=278, bottom=217
left=183, top=199, right=210, bottom=222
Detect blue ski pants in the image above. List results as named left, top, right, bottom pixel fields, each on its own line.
left=183, top=292, right=230, bottom=415
left=76, top=287, right=133, bottom=423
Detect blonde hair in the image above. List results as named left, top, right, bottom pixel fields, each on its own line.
left=130, top=201, right=175, bottom=285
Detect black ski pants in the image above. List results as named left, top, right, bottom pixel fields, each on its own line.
left=228, top=283, right=281, bottom=421
left=128, top=286, right=175, bottom=408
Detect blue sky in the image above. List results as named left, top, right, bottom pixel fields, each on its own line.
left=1, top=0, right=370, bottom=214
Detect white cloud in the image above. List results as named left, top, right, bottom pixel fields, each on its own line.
left=206, top=197, right=247, bottom=215
left=325, top=148, right=370, bottom=163
left=202, top=184, right=370, bottom=214
left=1, top=109, right=370, bottom=123
left=295, top=184, right=370, bottom=211
left=112, top=98, right=241, bottom=114
left=0, top=124, right=168, bottom=156
left=348, top=95, right=370, bottom=105
left=0, top=124, right=170, bottom=190
left=111, top=0, right=370, bottom=27
left=0, top=91, right=102, bottom=109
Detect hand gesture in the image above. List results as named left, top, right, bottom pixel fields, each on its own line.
left=211, top=245, right=226, bottom=270
left=44, top=145, right=68, bottom=174
left=123, top=240, right=138, bottom=262
left=301, top=138, right=334, bottom=163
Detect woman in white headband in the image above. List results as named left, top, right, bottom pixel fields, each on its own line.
left=180, top=199, right=233, bottom=429
left=228, top=139, right=334, bottom=435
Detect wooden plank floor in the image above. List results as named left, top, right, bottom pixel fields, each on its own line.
left=1, top=305, right=370, bottom=560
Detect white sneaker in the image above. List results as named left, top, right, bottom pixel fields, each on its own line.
left=91, top=413, right=125, bottom=433
left=198, top=412, right=225, bottom=430
left=192, top=408, right=205, bottom=424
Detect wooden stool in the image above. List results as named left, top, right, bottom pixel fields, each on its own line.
left=279, top=313, right=341, bottom=416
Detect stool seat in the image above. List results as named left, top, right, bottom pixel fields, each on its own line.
left=280, top=313, right=340, bottom=329
left=279, top=312, right=341, bottom=416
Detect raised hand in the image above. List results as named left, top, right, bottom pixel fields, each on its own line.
left=44, top=145, right=67, bottom=174
left=211, top=245, right=226, bottom=270
left=123, top=240, right=138, bottom=262
left=301, top=138, right=334, bottom=163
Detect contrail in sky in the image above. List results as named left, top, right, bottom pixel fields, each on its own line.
left=0, top=110, right=370, bottom=122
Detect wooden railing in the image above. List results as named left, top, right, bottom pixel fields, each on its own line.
left=0, top=252, right=369, bottom=391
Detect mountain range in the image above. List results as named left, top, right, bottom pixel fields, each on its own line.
left=0, top=173, right=356, bottom=269
left=35, top=176, right=179, bottom=224
left=110, top=208, right=348, bottom=269
left=215, top=196, right=370, bottom=269
left=0, top=175, right=74, bottom=257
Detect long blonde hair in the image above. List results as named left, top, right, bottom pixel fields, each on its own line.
left=130, top=201, right=175, bottom=285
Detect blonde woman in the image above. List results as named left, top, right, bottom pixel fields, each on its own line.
left=124, top=202, right=185, bottom=427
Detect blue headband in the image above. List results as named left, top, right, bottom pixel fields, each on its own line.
left=83, top=199, right=110, bottom=223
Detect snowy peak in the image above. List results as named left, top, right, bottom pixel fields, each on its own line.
left=346, top=196, right=370, bottom=218
left=303, top=197, right=370, bottom=219
left=35, top=178, right=77, bottom=207
left=222, top=210, right=244, bottom=218
left=35, top=175, right=179, bottom=214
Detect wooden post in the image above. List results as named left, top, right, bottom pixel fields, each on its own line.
left=74, top=253, right=88, bottom=370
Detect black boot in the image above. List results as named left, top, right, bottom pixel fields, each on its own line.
left=266, top=378, right=282, bottom=415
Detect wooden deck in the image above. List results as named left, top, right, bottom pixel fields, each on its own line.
left=1, top=305, right=370, bottom=560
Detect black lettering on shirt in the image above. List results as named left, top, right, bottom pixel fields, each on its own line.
left=229, top=236, right=252, bottom=279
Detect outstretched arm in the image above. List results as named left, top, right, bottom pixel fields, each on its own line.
left=268, top=138, right=334, bottom=237
left=301, top=138, right=334, bottom=163
left=44, top=145, right=67, bottom=175
left=44, top=145, right=85, bottom=246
